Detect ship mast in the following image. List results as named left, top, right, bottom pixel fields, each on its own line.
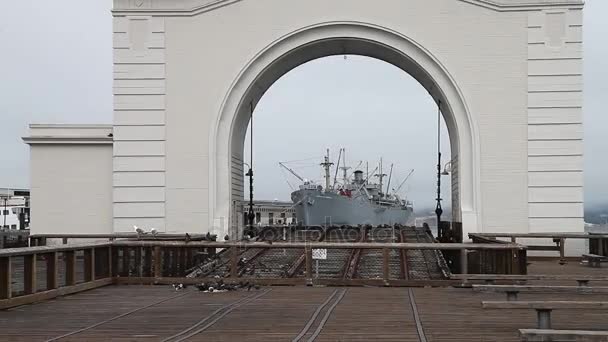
left=376, top=158, right=387, bottom=195
left=320, top=149, right=334, bottom=191
left=339, top=148, right=351, bottom=186
left=332, top=148, right=343, bottom=189
left=385, top=163, right=394, bottom=195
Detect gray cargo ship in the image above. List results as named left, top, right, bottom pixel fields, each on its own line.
left=284, top=150, right=414, bottom=226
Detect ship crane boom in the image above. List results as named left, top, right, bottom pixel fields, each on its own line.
left=278, top=162, right=304, bottom=182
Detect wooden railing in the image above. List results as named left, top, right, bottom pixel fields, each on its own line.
left=0, top=242, right=113, bottom=309
left=0, top=230, right=29, bottom=249
left=0, top=240, right=527, bottom=310
left=469, top=234, right=528, bottom=274
left=470, top=232, right=608, bottom=259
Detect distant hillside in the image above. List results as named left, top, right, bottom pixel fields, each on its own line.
left=585, top=204, right=608, bottom=224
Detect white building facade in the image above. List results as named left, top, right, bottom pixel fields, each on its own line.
left=25, top=0, right=584, bottom=239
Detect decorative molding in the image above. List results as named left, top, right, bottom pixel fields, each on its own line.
left=23, top=137, right=113, bottom=145
left=113, top=0, right=242, bottom=16
left=112, top=0, right=583, bottom=16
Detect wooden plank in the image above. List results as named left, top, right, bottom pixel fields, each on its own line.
left=0, top=278, right=113, bottom=310
left=482, top=301, right=608, bottom=310
left=143, top=247, right=152, bottom=277
left=305, top=247, right=312, bottom=282
left=23, top=254, right=37, bottom=294
left=0, top=242, right=111, bottom=257
left=64, top=251, right=76, bottom=286
left=519, top=329, right=608, bottom=342
left=111, top=241, right=526, bottom=250
left=46, top=252, right=58, bottom=290
left=451, top=274, right=608, bottom=281
left=0, top=256, right=11, bottom=299
left=470, top=233, right=608, bottom=239
left=230, top=246, right=238, bottom=278
left=382, top=248, right=390, bottom=282
left=473, top=285, right=608, bottom=293
left=84, top=248, right=95, bottom=282
left=153, top=246, right=161, bottom=278
left=122, top=247, right=130, bottom=277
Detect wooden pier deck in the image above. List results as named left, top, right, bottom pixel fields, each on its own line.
left=1, top=260, right=607, bottom=342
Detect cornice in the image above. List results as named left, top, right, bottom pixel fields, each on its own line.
left=112, top=0, right=242, bottom=17
left=461, top=0, right=584, bottom=11
left=23, top=137, right=113, bottom=145
left=111, top=0, right=583, bottom=16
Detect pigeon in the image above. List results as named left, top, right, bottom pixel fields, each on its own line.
left=205, top=232, right=212, bottom=241
left=224, top=234, right=230, bottom=241
left=172, top=283, right=185, bottom=291
left=150, top=227, right=158, bottom=236
left=185, top=233, right=191, bottom=243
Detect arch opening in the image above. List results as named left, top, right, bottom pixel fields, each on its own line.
left=211, top=23, right=480, bottom=238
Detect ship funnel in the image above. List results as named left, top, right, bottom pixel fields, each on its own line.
left=353, top=170, right=364, bottom=184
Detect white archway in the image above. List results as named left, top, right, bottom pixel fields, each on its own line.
left=210, top=22, right=481, bottom=237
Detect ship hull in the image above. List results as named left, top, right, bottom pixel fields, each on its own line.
left=291, top=189, right=413, bottom=226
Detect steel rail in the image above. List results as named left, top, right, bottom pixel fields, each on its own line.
left=165, top=289, right=272, bottom=342
left=408, top=288, right=428, bottom=342
left=306, top=289, right=348, bottom=342
left=292, top=289, right=339, bottom=342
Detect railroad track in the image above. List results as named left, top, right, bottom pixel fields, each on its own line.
left=188, top=225, right=450, bottom=282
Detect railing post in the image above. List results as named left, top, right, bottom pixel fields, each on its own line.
left=153, top=246, right=161, bottom=279
left=47, top=252, right=58, bottom=290
left=559, top=238, right=566, bottom=264
left=460, top=249, right=468, bottom=275
left=65, top=250, right=76, bottom=286
left=305, top=246, right=312, bottom=284
left=24, top=254, right=37, bottom=294
left=0, top=256, right=11, bottom=299
left=599, top=238, right=604, bottom=256
left=107, top=246, right=113, bottom=279
left=230, top=246, right=238, bottom=278
left=84, top=248, right=95, bottom=282
left=382, top=248, right=390, bottom=284
left=511, top=237, right=516, bottom=243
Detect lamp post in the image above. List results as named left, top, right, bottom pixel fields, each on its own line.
left=435, top=101, right=443, bottom=233
left=245, top=101, right=255, bottom=237
left=244, top=162, right=255, bottom=229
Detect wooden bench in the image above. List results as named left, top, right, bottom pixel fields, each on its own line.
left=452, top=274, right=608, bottom=287
left=519, top=329, right=608, bottom=342
left=482, top=301, right=608, bottom=329
left=473, top=285, right=608, bottom=301
left=582, top=254, right=608, bottom=268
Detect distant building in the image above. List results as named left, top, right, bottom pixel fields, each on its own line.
left=242, top=200, right=296, bottom=226
left=0, top=188, right=31, bottom=230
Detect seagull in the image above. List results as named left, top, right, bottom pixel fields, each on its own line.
left=150, top=228, right=158, bottom=236
left=134, top=225, right=146, bottom=237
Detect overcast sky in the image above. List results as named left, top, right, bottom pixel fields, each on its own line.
left=0, top=1, right=606, bottom=211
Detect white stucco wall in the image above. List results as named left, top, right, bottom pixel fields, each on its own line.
left=108, top=0, right=584, bottom=238
left=25, top=125, right=113, bottom=235
left=23, top=0, right=583, bottom=240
